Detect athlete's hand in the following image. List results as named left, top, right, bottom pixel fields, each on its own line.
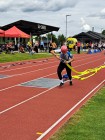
left=65, top=60, right=70, bottom=64
left=56, top=55, right=60, bottom=60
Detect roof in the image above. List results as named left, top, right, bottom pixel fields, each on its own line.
left=1, top=20, right=60, bottom=36
left=0, top=29, right=5, bottom=37
left=87, top=31, right=105, bottom=39
left=73, top=31, right=105, bottom=41
left=73, top=32, right=99, bottom=39
left=5, top=26, right=30, bottom=38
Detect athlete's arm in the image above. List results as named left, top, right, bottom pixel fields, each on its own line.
left=50, top=50, right=60, bottom=60
left=65, top=58, right=74, bottom=64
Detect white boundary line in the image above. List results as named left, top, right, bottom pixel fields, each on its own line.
left=36, top=80, right=105, bottom=140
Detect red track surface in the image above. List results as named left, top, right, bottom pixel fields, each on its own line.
left=0, top=52, right=105, bottom=140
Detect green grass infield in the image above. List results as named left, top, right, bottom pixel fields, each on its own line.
left=50, top=87, right=105, bottom=140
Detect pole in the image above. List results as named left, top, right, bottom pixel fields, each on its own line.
left=66, top=15, right=71, bottom=38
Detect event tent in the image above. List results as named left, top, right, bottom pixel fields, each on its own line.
left=0, top=29, right=5, bottom=37
left=5, top=26, right=30, bottom=38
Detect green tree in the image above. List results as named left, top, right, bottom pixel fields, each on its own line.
left=102, top=30, right=105, bottom=35
left=34, top=33, right=66, bottom=48
left=58, top=34, right=66, bottom=47
left=46, top=33, right=58, bottom=44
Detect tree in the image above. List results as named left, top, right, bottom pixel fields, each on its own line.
left=34, top=33, right=66, bottom=48
left=102, top=30, right=105, bottom=35
left=57, top=34, right=66, bottom=47
left=46, top=33, right=58, bottom=44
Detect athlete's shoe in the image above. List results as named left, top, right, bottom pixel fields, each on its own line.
left=59, top=82, right=64, bottom=87
left=69, top=81, right=73, bottom=86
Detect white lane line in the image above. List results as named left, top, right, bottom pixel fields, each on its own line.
left=0, top=58, right=104, bottom=91
left=0, top=72, right=56, bottom=92
left=0, top=83, right=58, bottom=115
left=11, top=57, right=105, bottom=77
left=0, top=54, right=102, bottom=73
left=0, top=58, right=104, bottom=114
left=0, top=65, right=57, bottom=80
left=36, top=80, right=105, bottom=140
left=1, top=57, right=104, bottom=79
left=0, top=59, right=57, bottom=72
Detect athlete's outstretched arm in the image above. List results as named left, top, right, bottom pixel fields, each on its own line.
left=50, top=50, right=60, bottom=60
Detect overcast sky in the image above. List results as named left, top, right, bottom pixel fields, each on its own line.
left=0, top=0, right=105, bottom=37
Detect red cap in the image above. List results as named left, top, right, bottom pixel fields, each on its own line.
left=61, top=45, right=68, bottom=54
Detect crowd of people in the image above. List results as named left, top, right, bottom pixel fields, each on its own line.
left=0, top=40, right=58, bottom=54
left=78, top=42, right=105, bottom=53
left=0, top=40, right=105, bottom=55
left=0, top=42, right=15, bottom=54
left=68, top=41, right=105, bottom=54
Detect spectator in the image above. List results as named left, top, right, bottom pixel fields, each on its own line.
left=77, top=41, right=81, bottom=54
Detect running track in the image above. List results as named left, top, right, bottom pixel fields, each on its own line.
left=0, top=52, right=105, bottom=140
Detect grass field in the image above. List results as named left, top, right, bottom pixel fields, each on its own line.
left=0, top=52, right=52, bottom=63
left=50, top=87, right=105, bottom=140
left=0, top=50, right=78, bottom=63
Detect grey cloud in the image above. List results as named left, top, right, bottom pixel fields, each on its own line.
left=100, top=8, right=105, bottom=19
left=0, top=0, right=24, bottom=12
left=87, top=13, right=99, bottom=17
left=0, top=0, right=78, bottom=13
left=0, top=8, right=8, bottom=12
left=0, top=0, right=12, bottom=12
left=87, top=7, right=105, bottom=19
left=22, top=0, right=78, bottom=12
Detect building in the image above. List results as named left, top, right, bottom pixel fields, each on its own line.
left=0, top=20, right=59, bottom=47
left=1, top=20, right=59, bottom=36
left=73, top=31, right=105, bottom=43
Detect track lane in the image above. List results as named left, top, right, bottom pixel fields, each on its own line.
left=0, top=52, right=105, bottom=140
left=0, top=53, right=104, bottom=85
left=0, top=53, right=105, bottom=112
left=0, top=53, right=103, bottom=75
left=0, top=71, right=104, bottom=140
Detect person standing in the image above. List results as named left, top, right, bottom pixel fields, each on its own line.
left=34, top=41, right=39, bottom=53
left=49, top=41, right=53, bottom=53
left=51, top=45, right=74, bottom=86
left=40, top=41, right=44, bottom=52
left=52, top=41, right=57, bottom=49
left=49, top=41, right=57, bottom=53
left=77, top=41, right=81, bottom=54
